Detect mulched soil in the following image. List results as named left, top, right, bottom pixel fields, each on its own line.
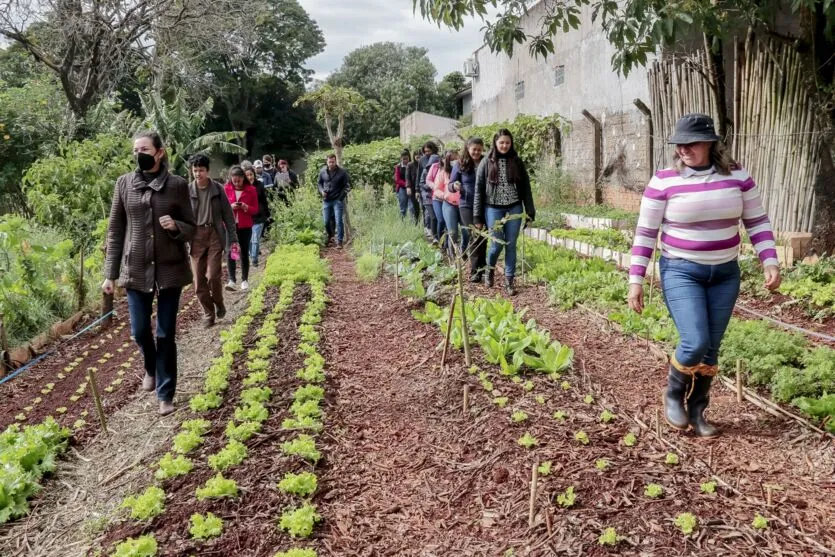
left=94, top=284, right=314, bottom=556
left=736, top=291, right=835, bottom=346
left=0, top=287, right=203, bottom=440
left=315, top=253, right=834, bottom=555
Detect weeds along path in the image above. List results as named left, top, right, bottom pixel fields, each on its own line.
left=513, top=282, right=835, bottom=551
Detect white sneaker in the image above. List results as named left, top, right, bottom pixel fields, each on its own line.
left=241, top=280, right=249, bottom=291
left=225, top=280, right=236, bottom=291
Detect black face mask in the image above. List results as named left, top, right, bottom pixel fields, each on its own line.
left=136, top=152, right=157, bottom=171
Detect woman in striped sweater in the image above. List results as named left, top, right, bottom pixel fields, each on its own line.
left=628, top=113, right=781, bottom=437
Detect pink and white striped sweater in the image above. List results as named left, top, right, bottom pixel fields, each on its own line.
left=629, top=165, right=779, bottom=285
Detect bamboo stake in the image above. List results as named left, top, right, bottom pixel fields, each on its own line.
left=736, top=359, right=744, bottom=404
left=440, top=295, right=457, bottom=369
left=463, top=384, right=470, bottom=415
left=87, top=368, right=108, bottom=435
left=528, top=462, right=538, bottom=528
left=456, top=255, right=472, bottom=367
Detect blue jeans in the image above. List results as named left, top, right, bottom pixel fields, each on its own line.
left=486, top=204, right=524, bottom=277
left=660, top=257, right=740, bottom=367
left=432, top=199, right=446, bottom=242
left=323, top=198, right=344, bottom=243
left=397, top=188, right=409, bottom=218
left=126, top=287, right=182, bottom=402
left=442, top=201, right=460, bottom=254
left=250, top=223, right=265, bottom=264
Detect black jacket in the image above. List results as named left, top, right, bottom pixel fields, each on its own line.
left=473, top=156, right=536, bottom=225
left=317, top=166, right=351, bottom=201
left=252, top=179, right=271, bottom=224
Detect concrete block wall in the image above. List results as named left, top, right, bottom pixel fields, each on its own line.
left=560, top=109, right=648, bottom=213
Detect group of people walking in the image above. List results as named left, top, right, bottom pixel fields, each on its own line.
left=394, top=129, right=536, bottom=296
left=102, top=132, right=297, bottom=414
left=103, top=113, right=783, bottom=441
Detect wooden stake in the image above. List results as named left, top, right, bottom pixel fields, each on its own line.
left=456, top=256, right=472, bottom=367
left=463, top=384, right=470, bottom=415
left=102, top=291, right=115, bottom=329
left=87, top=368, right=108, bottom=435
left=655, top=407, right=661, bottom=438
left=440, top=295, right=457, bottom=369
left=528, top=462, right=538, bottom=528
left=736, top=359, right=744, bottom=404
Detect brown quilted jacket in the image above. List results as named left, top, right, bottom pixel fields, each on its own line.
left=104, top=165, right=196, bottom=292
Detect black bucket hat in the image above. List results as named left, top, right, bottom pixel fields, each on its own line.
left=667, top=113, right=721, bottom=144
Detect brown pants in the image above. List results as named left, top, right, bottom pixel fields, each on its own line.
left=190, top=226, right=224, bottom=317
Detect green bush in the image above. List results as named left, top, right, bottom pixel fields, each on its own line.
left=462, top=114, right=568, bottom=169
left=0, top=215, right=94, bottom=346
left=22, top=133, right=133, bottom=247
left=303, top=137, right=405, bottom=191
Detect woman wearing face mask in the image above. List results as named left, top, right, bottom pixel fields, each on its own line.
left=102, top=131, right=196, bottom=416
left=628, top=113, right=781, bottom=437
left=473, top=129, right=535, bottom=296
left=224, top=166, right=259, bottom=292
left=449, top=137, right=486, bottom=281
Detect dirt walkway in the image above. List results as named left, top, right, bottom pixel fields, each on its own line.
left=0, top=268, right=262, bottom=557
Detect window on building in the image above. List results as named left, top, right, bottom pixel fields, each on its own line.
left=515, top=80, right=525, bottom=100
left=553, top=65, right=565, bottom=87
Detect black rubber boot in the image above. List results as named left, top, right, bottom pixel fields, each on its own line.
left=504, top=276, right=516, bottom=296
left=688, top=375, right=720, bottom=437
left=664, top=365, right=691, bottom=430
left=485, top=269, right=495, bottom=287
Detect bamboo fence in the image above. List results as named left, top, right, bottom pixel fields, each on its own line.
left=648, top=38, right=822, bottom=234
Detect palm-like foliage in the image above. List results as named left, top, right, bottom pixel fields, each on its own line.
left=137, top=90, right=247, bottom=174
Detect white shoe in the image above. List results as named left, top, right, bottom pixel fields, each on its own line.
left=225, top=280, right=236, bottom=291
left=241, top=280, right=249, bottom=291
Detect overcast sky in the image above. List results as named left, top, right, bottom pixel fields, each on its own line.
left=298, top=0, right=492, bottom=81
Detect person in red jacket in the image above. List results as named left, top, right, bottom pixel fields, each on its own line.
left=224, top=166, right=258, bottom=291
left=393, top=150, right=413, bottom=220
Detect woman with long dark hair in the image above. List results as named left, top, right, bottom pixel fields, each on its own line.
left=473, top=129, right=535, bottom=295
left=628, top=113, right=781, bottom=437
left=102, top=131, right=195, bottom=415
left=450, top=137, right=486, bottom=281
left=224, top=166, right=259, bottom=292
left=433, top=149, right=460, bottom=254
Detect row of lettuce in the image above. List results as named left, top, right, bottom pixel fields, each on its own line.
left=109, top=243, right=329, bottom=557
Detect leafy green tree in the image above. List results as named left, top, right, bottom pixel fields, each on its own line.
left=21, top=134, right=134, bottom=248
left=436, top=71, right=469, bottom=118
left=294, top=85, right=376, bottom=166
left=327, top=42, right=441, bottom=141
left=137, top=91, right=247, bottom=175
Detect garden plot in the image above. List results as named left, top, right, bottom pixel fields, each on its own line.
left=316, top=248, right=833, bottom=555
left=92, top=244, right=330, bottom=557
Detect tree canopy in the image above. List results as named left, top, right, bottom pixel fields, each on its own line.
left=326, top=42, right=470, bottom=142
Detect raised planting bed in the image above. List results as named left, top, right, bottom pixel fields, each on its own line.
left=94, top=244, right=330, bottom=557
